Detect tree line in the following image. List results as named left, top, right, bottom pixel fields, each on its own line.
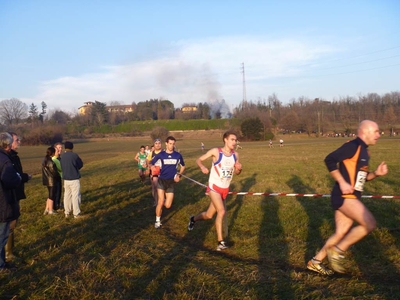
left=0, top=91, right=399, bottom=143
left=234, top=91, right=400, bottom=138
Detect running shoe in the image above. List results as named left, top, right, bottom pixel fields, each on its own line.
left=307, top=259, right=334, bottom=275
left=155, top=221, right=162, bottom=229
left=216, top=240, right=228, bottom=251
left=327, top=246, right=346, bottom=273
left=188, top=216, right=195, bottom=231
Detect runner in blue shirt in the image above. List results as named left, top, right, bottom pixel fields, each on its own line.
left=150, top=136, right=185, bottom=229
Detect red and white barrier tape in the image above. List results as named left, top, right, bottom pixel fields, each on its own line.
left=228, top=192, right=400, bottom=199
left=180, top=174, right=400, bottom=199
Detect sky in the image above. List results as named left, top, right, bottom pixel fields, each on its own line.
left=1, top=0, right=399, bottom=115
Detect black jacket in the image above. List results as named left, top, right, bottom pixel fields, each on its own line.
left=0, top=149, right=21, bottom=222
left=9, top=149, right=30, bottom=200
left=42, top=156, right=61, bottom=187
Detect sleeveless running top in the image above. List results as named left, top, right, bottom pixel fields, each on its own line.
left=208, top=148, right=237, bottom=189
left=137, top=152, right=147, bottom=168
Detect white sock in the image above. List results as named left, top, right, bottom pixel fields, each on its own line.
left=156, top=216, right=161, bottom=222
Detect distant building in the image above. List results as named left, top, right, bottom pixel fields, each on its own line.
left=78, top=101, right=94, bottom=115
left=107, top=105, right=134, bottom=114
left=181, top=105, right=198, bottom=113
left=78, top=101, right=134, bottom=115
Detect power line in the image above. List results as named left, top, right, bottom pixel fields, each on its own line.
left=304, top=62, right=400, bottom=77
left=305, top=54, right=400, bottom=71
left=241, top=62, right=247, bottom=102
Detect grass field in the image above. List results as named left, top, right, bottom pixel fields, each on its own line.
left=1, top=135, right=400, bottom=299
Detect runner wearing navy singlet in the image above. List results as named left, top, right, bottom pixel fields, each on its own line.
left=307, top=120, right=388, bottom=275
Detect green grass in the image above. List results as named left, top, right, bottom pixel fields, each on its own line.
left=1, top=135, right=400, bottom=299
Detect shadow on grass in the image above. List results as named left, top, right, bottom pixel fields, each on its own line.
left=117, top=167, right=222, bottom=298
left=287, top=174, right=400, bottom=297
left=3, top=177, right=159, bottom=298
left=286, top=174, right=332, bottom=264
left=256, top=186, right=295, bottom=299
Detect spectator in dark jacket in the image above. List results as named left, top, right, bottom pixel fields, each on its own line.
left=42, top=147, right=61, bottom=215
left=61, top=141, right=83, bottom=218
left=5, top=132, right=32, bottom=262
left=0, top=132, right=21, bottom=273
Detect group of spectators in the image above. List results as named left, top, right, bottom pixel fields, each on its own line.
left=0, top=133, right=83, bottom=273
left=41, top=141, right=84, bottom=218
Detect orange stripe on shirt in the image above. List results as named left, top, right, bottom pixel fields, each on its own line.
left=342, top=145, right=360, bottom=199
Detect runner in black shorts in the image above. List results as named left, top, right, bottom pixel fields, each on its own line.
left=307, top=120, right=388, bottom=275
left=150, top=136, right=185, bottom=229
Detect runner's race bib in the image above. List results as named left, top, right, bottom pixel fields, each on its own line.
left=140, top=159, right=147, bottom=167
left=220, top=167, right=233, bottom=180
left=354, top=171, right=367, bottom=192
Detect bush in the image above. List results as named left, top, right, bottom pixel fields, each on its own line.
left=241, top=117, right=263, bottom=140
left=264, top=131, right=275, bottom=140
left=22, top=125, right=64, bottom=146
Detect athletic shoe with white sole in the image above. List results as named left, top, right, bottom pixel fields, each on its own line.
left=188, top=216, right=195, bottom=231
left=216, top=240, right=228, bottom=251
left=155, top=221, right=162, bottom=229
left=327, top=246, right=346, bottom=273
left=307, top=259, right=334, bottom=275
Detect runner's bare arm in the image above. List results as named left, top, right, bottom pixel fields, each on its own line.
left=234, top=151, right=242, bottom=175
left=367, top=161, right=388, bottom=181
left=330, top=169, right=354, bottom=194
left=196, top=148, right=219, bottom=174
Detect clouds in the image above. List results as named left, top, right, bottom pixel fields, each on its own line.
left=28, top=36, right=339, bottom=113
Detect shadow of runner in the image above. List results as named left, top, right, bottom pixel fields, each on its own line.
left=287, top=175, right=400, bottom=297
left=286, top=174, right=332, bottom=265
left=123, top=169, right=221, bottom=298
left=256, top=187, right=295, bottom=298
left=350, top=195, right=400, bottom=296
left=226, top=172, right=258, bottom=244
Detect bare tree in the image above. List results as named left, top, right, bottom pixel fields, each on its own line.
left=0, top=98, right=28, bottom=125
left=279, top=110, right=299, bottom=133
left=109, top=101, right=122, bottom=106
left=382, top=105, right=398, bottom=136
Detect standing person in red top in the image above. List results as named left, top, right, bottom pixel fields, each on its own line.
left=307, top=120, right=388, bottom=275
left=147, top=139, right=163, bottom=207
left=188, top=130, right=242, bottom=251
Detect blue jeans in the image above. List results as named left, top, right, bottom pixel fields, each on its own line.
left=0, top=222, right=10, bottom=268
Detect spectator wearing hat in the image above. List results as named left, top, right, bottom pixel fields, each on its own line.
left=61, top=141, right=83, bottom=218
